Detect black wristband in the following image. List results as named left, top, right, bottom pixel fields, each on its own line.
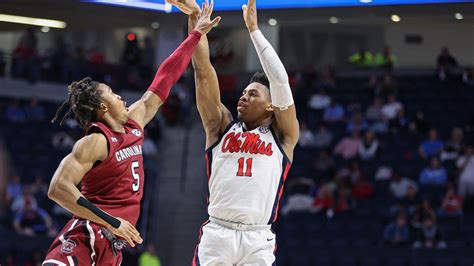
left=77, top=197, right=121, bottom=229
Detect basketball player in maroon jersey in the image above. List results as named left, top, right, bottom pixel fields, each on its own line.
left=42, top=5, right=221, bottom=266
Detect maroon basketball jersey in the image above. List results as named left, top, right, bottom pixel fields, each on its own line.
left=79, top=119, right=145, bottom=226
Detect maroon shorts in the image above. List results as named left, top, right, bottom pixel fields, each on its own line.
left=43, top=219, right=122, bottom=266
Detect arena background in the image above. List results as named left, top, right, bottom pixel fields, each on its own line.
left=0, top=0, right=474, bottom=265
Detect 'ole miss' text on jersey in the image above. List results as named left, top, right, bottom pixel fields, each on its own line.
left=205, top=122, right=291, bottom=225
left=80, top=118, right=145, bottom=226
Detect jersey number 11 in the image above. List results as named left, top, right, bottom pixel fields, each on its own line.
left=236, top=157, right=253, bottom=177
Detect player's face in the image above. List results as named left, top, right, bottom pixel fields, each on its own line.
left=97, top=84, right=129, bottom=124
left=237, top=82, right=272, bottom=124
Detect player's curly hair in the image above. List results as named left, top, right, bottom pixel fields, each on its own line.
left=51, top=77, right=104, bottom=128
left=250, top=72, right=270, bottom=90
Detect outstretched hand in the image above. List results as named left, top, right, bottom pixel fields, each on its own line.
left=193, top=0, right=221, bottom=35
left=242, top=0, right=258, bottom=32
left=165, top=0, right=200, bottom=15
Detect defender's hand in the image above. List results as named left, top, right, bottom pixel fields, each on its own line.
left=108, top=217, right=143, bottom=247
left=165, top=0, right=200, bottom=15
left=193, top=0, right=221, bottom=35
left=242, top=0, right=258, bottom=32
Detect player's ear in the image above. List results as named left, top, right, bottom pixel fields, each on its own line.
left=266, top=104, right=274, bottom=112
left=99, top=103, right=108, bottom=113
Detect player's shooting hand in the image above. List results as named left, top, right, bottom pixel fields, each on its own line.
left=242, top=0, right=258, bottom=32
left=108, top=217, right=143, bottom=247
left=193, top=0, right=221, bottom=35
left=165, top=0, right=200, bottom=15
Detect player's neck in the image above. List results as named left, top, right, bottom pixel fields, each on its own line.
left=102, top=117, right=126, bottom=133
left=243, top=117, right=272, bottom=131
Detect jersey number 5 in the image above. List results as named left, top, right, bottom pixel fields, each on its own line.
left=237, top=157, right=253, bottom=177
left=131, top=161, right=140, bottom=192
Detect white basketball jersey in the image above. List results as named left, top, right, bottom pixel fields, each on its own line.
left=205, top=122, right=291, bottom=225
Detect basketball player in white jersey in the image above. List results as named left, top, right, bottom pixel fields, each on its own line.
left=167, top=0, right=299, bottom=264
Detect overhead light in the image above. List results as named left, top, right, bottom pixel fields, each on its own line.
left=268, top=18, right=278, bottom=26
left=359, top=0, right=373, bottom=3
left=0, top=14, right=67, bottom=28
left=455, top=13, right=463, bottom=20
left=151, top=21, right=160, bottom=29
left=329, top=17, right=339, bottom=24
left=41, top=26, right=50, bottom=33
left=391, top=14, right=401, bottom=23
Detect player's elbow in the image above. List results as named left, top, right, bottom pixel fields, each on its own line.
left=47, top=180, right=65, bottom=201
left=47, top=184, right=58, bottom=201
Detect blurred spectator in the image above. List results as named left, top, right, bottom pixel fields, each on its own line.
left=312, top=150, right=336, bottom=176
left=314, top=124, right=333, bottom=149
left=352, top=176, right=373, bottom=200
left=87, top=46, right=105, bottom=81
left=52, top=131, right=75, bottom=151
left=6, top=175, right=22, bottom=206
left=348, top=49, right=373, bottom=68
left=358, top=131, right=379, bottom=160
left=419, top=157, right=448, bottom=187
left=24, top=98, right=45, bottom=122
left=457, top=145, right=474, bottom=197
left=161, top=93, right=182, bottom=126
left=436, top=46, right=458, bottom=80
left=30, top=176, right=48, bottom=202
left=383, top=213, right=410, bottom=245
left=366, top=98, right=384, bottom=122
left=389, top=172, right=418, bottom=200
left=410, top=111, right=430, bottom=135
left=335, top=162, right=363, bottom=184
left=24, top=251, right=45, bottom=266
left=380, top=73, right=399, bottom=97
left=346, top=112, right=368, bottom=133
left=0, top=49, right=5, bottom=76
left=5, top=99, right=26, bottom=123
left=308, top=89, right=331, bottom=111
left=139, top=243, right=162, bottom=266
left=419, top=128, right=444, bottom=159
left=334, top=186, right=353, bottom=213
left=143, top=132, right=159, bottom=159
left=13, top=197, right=57, bottom=237
left=413, top=217, right=447, bottom=249
left=122, top=32, right=142, bottom=68
left=311, top=185, right=334, bottom=214
left=412, top=199, right=437, bottom=228
left=374, top=46, right=397, bottom=70
left=141, top=36, right=155, bottom=79
left=438, top=185, right=464, bottom=217
left=281, top=178, right=315, bottom=216
left=323, top=99, right=345, bottom=123
left=298, top=122, right=316, bottom=148
left=389, top=109, right=409, bottom=134
left=318, top=65, right=337, bottom=90
left=462, top=67, right=474, bottom=86
left=441, top=127, right=464, bottom=162
left=11, top=186, right=38, bottom=213
left=46, top=35, right=68, bottom=81
left=381, top=94, right=403, bottom=121
left=66, top=47, right=87, bottom=81
left=11, top=28, right=39, bottom=82
left=334, top=131, right=361, bottom=160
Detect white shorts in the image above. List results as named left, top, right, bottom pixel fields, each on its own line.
left=192, top=220, right=276, bottom=266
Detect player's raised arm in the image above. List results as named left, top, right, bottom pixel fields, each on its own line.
left=47, top=133, right=143, bottom=247
left=128, top=3, right=220, bottom=128
left=175, top=0, right=232, bottom=149
left=243, top=0, right=299, bottom=157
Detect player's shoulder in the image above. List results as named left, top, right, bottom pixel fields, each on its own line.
left=72, top=133, right=108, bottom=162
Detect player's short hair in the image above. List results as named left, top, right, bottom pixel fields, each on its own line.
left=249, top=72, right=270, bottom=90
left=52, top=77, right=104, bottom=128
